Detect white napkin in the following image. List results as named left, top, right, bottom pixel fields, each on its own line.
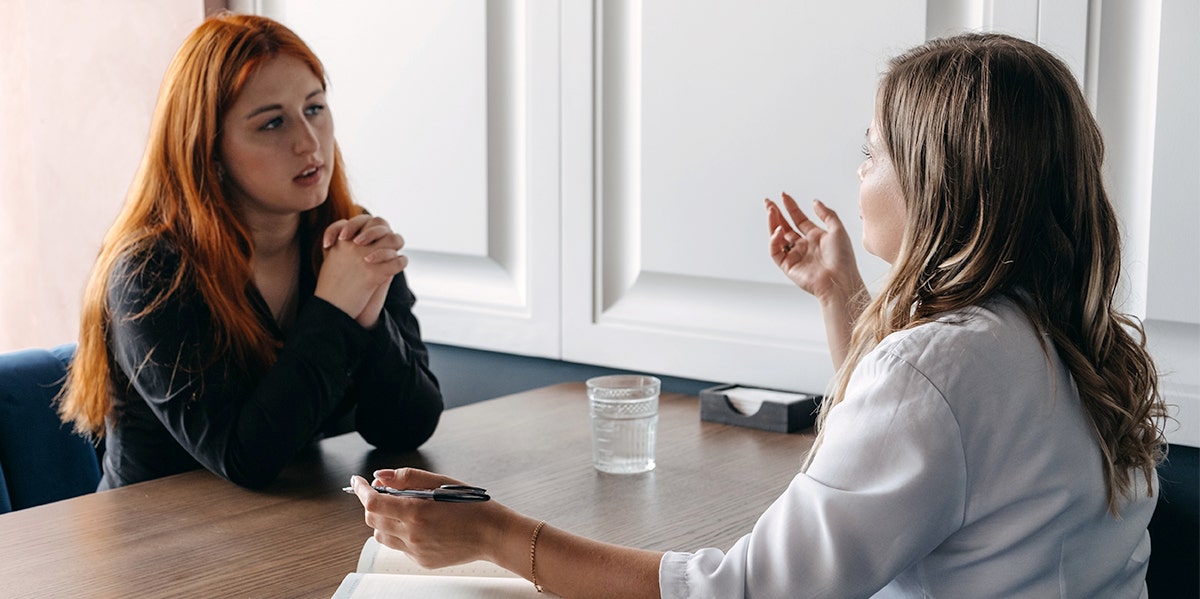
left=722, top=386, right=809, bottom=416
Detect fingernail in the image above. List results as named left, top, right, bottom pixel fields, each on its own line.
left=354, top=235, right=366, bottom=244
left=373, top=470, right=389, bottom=479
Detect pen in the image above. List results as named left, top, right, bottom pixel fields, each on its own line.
left=342, top=483, right=490, bottom=503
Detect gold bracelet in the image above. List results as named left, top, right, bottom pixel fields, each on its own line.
left=530, top=520, right=547, bottom=593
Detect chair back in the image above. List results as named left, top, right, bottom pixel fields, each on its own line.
left=1146, top=443, right=1199, bottom=597
left=0, top=343, right=100, bottom=513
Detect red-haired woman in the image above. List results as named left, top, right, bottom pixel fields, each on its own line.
left=58, top=13, right=443, bottom=489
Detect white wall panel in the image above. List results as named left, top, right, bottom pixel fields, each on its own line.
left=984, top=0, right=1039, bottom=40
left=1146, top=0, right=1200, bottom=325
left=1035, top=0, right=1090, bottom=86
left=1145, top=0, right=1200, bottom=446
left=563, top=0, right=925, bottom=394
left=925, top=0, right=1088, bottom=91
left=1094, top=0, right=1162, bottom=320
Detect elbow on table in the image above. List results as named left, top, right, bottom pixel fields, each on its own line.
left=219, top=455, right=288, bottom=490
left=223, top=469, right=278, bottom=490
left=358, top=409, right=442, bottom=452
left=227, top=473, right=275, bottom=490
left=355, top=387, right=444, bottom=451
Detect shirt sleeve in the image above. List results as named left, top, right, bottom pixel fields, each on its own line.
left=346, top=271, right=443, bottom=451
left=108, top=252, right=441, bottom=488
left=659, top=348, right=968, bottom=598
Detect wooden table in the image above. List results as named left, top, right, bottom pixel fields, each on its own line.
left=0, top=383, right=814, bottom=597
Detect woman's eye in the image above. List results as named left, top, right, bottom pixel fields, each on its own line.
left=305, top=104, right=326, bottom=117
left=861, top=143, right=872, bottom=158
left=260, top=116, right=283, bottom=131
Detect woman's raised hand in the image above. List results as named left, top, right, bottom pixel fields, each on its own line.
left=316, top=214, right=407, bottom=328
left=767, top=192, right=868, bottom=367
left=766, top=192, right=864, bottom=305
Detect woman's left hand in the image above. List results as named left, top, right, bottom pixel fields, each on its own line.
left=766, top=192, right=862, bottom=303
left=353, top=468, right=664, bottom=598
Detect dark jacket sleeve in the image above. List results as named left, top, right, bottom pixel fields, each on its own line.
left=108, top=251, right=442, bottom=488
left=348, top=271, right=443, bottom=450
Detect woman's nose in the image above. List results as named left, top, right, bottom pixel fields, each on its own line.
left=293, top=121, right=319, bottom=155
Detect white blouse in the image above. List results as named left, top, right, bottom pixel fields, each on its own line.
left=660, top=297, right=1155, bottom=598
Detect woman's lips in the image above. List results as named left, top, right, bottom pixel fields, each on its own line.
left=294, top=165, right=322, bottom=186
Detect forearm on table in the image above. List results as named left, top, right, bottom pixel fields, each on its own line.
left=351, top=311, right=443, bottom=445
left=489, top=515, right=662, bottom=599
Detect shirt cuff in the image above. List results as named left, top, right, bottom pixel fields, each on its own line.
left=659, top=551, right=692, bottom=599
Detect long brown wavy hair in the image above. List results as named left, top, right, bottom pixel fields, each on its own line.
left=59, top=13, right=361, bottom=436
left=811, top=33, right=1166, bottom=514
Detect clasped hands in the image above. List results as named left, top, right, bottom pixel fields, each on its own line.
left=315, top=213, right=408, bottom=329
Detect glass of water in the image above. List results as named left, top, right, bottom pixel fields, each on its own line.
left=586, top=374, right=660, bottom=474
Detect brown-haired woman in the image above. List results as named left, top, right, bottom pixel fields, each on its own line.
left=350, top=33, right=1166, bottom=598
left=58, top=13, right=442, bottom=490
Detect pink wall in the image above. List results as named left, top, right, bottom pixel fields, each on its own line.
left=0, top=1, right=205, bottom=351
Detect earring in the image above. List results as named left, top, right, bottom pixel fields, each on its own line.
left=215, top=162, right=225, bottom=182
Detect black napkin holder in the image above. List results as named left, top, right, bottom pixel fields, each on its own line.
left=699, top=384, right=821, bottom=433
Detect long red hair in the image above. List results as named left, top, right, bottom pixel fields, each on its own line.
left=59, top=13, right=361, bottom=436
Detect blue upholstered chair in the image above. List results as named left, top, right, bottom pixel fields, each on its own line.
left=1147, top=443, right=1199, bottom=597
left=0, top=343, right=100, bottom=513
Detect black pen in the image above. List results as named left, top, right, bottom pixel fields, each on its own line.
left=342, top=483, right=490, bottom=503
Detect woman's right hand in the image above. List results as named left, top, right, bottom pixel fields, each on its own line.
left=766, top=192, right=865, bottom=305
left=767, top=192, right=868, bottom=367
